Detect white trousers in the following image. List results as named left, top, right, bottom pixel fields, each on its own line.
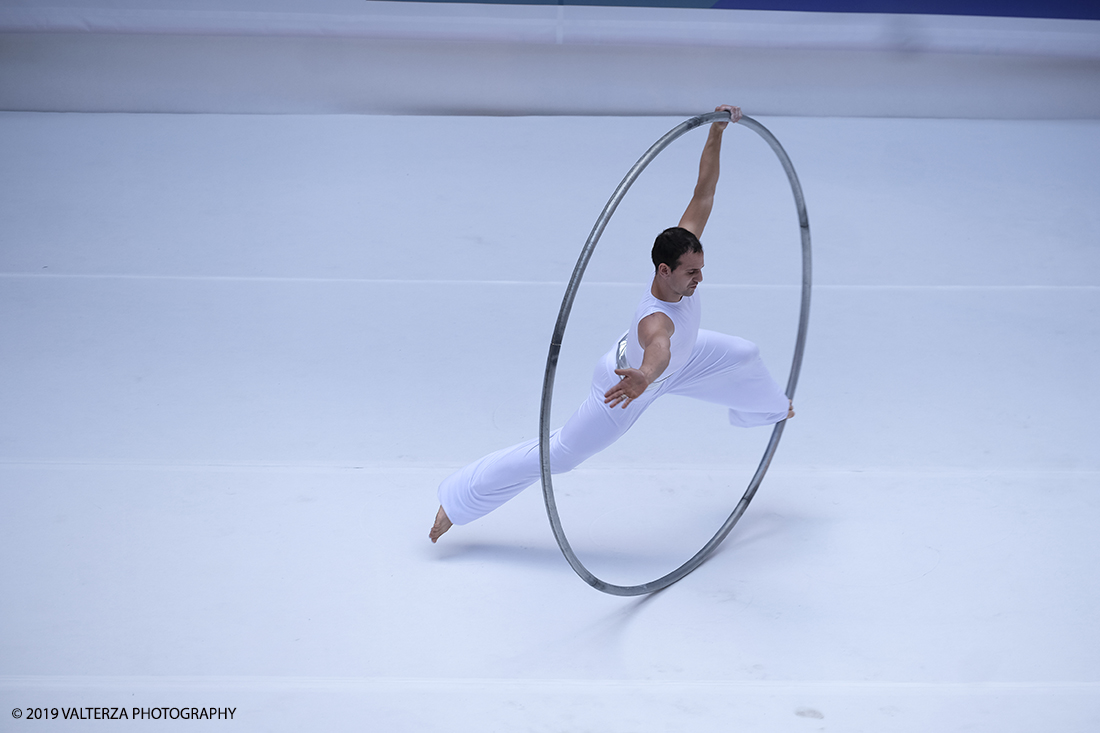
left=438, top=330, right=791, bottom=526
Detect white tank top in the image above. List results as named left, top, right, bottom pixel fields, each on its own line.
left=619, top=287, right=701, bottom=381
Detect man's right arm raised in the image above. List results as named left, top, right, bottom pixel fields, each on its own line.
left=678, top=104, right=741, bottom=240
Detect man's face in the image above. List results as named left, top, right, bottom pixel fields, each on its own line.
left=667, top=250, right=704, bottom=298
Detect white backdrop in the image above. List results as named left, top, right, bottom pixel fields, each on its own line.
left=2, top=0, right=1099, bottom=117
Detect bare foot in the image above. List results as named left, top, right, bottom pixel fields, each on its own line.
left=787, top=399, right=795, bottom=419
left=429, top=505, right=452, bottom=543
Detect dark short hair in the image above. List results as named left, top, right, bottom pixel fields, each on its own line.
left=652, top=227, right=702, bottom=271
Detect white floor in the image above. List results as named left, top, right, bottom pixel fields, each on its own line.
left=1, top=111, right=1098, bottom=731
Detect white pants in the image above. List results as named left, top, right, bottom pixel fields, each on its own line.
left=438, top=330, right=790, bottom=525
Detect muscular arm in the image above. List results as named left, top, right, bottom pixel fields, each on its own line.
left=678, top=104, right=741, bottom=239
left=603, top=312, right=674, bottom=409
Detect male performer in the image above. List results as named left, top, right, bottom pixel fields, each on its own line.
left=430, top=105, right=793, bottom=543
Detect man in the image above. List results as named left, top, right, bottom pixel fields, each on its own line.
left=430, top=104, right=793, bottom=543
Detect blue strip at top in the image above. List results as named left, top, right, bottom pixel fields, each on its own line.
left=709, top=0, right=1100, bottom=21
left=383, top=0, right=1100, bottom=21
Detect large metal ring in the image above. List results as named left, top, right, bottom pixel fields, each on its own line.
left=538, top=111, right=812, bottom=596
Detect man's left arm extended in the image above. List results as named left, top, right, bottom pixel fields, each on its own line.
left=603, top=312, right=673, bottom=409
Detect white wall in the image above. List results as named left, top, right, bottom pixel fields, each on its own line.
left=2, top=0, right=1099, bottom=117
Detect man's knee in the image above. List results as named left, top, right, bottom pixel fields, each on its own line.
left=708, top=333, right=759, bottom=366
left=735, top=338, right=760, bottom=362
left=548, top=438, right=592, bottom=474
left=549, top=424, right=619, bottom=474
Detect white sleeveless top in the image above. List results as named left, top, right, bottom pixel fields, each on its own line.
left=619, top=287, right=701, bottom=381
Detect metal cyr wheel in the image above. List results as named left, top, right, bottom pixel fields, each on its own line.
left=538, top=111, right=812, bottom=596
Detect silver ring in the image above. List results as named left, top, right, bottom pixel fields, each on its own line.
left=539, top=111, right=812, bottom=596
